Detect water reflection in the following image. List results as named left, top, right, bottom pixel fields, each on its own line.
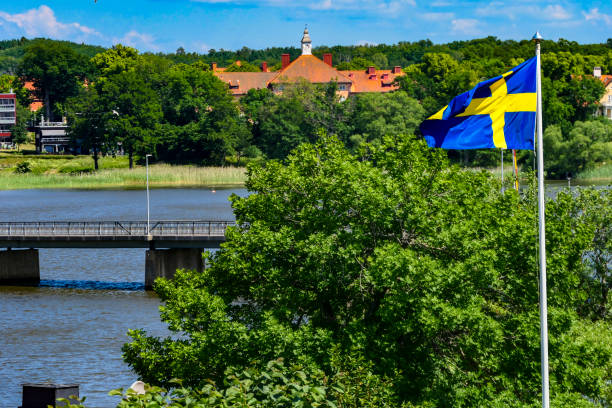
left=40, top=280, right=145, bottom=291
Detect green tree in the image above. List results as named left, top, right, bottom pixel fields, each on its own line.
left=91, top=44, right=141, bottom=77
left=17, top=39, right=91, bottom=121
left=0, top=74, right=29, bottom=106
left=154, top=64, right=245, bottom=164
left=10, top=103, right=31, bottom=150
left=66, top=87, right=115, bottom=170
left=97, top=71, right=162, bottom=168
left=249, top=81, right=352, bottom=159
left=124, top=135, right=612, bottom=407
left=224, top=61, right=260, bottom=72
left=349, top=91, right=425, bottom=149
left=565, top=76, right=606, bottom=122
left=544, top=120, right=612, bottom=178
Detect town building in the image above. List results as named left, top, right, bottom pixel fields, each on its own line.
left=33, top=116, right=70, bottom=154
left=214, top=28, right=404, bottom=98
left=593, top=67, right=612, bottom=120
left=0, top=92, right=17, bottom=149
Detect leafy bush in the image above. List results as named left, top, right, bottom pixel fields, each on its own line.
left=14, top=160, right=31, bottom=173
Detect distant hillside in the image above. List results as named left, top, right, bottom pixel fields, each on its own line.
left=0, top=36, right=610, bottom=75
left=165, top=36, right=612, bottom=70
left=0, top=38, right=106, bottom=74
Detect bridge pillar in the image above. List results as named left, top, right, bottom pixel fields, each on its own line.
left=0, top=249, right=40, bottom=286
left=145, top=248, right=204, bottom=290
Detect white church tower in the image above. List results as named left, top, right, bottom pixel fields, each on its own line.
left=301, top=27, right=312, bottom=55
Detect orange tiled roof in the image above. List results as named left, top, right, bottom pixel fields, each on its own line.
left=270, top=55, right=351, bottom=84
left=24, top=81, right=44, bottom=112
left=215, top=71, right=277, bottom=96
left=600, top=75, right=612, bottom=87
left=342, top=69, right=403, bottom=93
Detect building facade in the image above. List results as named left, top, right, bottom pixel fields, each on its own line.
left=214, top=28, right=404, bottom=98
left=0, top=93, right=17, bottom=148
left=593, top=67, right=612, bottom=120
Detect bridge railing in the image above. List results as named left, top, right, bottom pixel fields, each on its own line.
left=0, top=221, right=234, bottom=237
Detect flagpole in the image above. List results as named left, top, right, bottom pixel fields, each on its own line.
left=501, top=149, right=504, bottom=192
left=533, top=31, right=550, bottom=408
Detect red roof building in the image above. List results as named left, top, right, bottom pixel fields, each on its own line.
left=213, top=28, right=404, bottom=98
left=593, top=67, right=612, bottom=120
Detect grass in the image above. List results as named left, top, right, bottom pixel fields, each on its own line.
left=575, top=163, right=612, bottom=182
left=478, top=164, right=612, bottom=185
left=0, top=152, right=246, bottom=190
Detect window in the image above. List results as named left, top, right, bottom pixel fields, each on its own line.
left=608, top=95, right=612, bottom=103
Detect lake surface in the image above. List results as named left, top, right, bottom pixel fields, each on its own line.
left=0, top=188, right=244, bottom=408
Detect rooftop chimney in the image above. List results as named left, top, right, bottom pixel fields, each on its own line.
left=212, top=62, right=218, bottom=71
left=392, top=66, right=401, bottom=74
left=594, top=66, right=602, bottom=78
left=367, top=66, right=376, bottom=75
left=261, top=61, right=268, bottom=72
left=281, top=53, right=291, bottom=70
left=323, top=53, right=332, bottom=67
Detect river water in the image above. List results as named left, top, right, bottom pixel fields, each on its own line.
left=0, top=188, right=244, bottom=408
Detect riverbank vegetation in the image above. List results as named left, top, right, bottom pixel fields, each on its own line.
left=0, top=161, right=245, bottom=190
left=118, top=136, right=611, bottom=407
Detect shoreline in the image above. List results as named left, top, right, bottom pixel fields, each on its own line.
left=0, top=164, right=247, bottom=191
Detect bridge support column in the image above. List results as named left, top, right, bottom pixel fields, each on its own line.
left=0, top=249, right=40, bottom=286
left=145, top=248, right=204, bottom=290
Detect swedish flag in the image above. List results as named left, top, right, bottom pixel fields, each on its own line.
left=420, top=57, right=537, bottom=150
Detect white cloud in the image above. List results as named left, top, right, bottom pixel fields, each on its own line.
left=543, top=5, right=571, bottom=20
left=422, top=12, right=454, bottom=21
left=114, top=30, right=159, bottom=52
left=429, top=1, right=452, bottom=6
left=191, top=0, right=415, bottom=12
left=451, top=18, right=481, bottom=36
left=476, top=3, right=572, bottom=21
left=0, top=5, right=99, bottom=40
left=356, top=40, right=378, bottom=46
left=583, top=8, right=611, bottom=25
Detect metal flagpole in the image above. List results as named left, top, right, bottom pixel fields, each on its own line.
left=501, top=149, right=504, bottom=192
left=533, top=31, right=550, bottom=408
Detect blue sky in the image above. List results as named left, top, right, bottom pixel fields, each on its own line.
left=0, top=1, right=610, bottom=53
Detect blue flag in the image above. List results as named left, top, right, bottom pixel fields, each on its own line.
left=420, top=57, right=537, bottom=150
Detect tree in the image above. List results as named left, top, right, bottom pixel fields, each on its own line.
left=154, top=64, right=245, bottom=164
left=544, top=120, right=612, bottom=178
left=17, top=39, right=91, bottom=121
left=91, top=44, right=141, bottom=77
left=224, top=61, right=260, bottom=72
left=248, top=81, right=352, bottom=159
left=349, top=91, right=424, bottom=149
left=10, top=103, right=31, bottom=150
left=66, top=87, right=115, bottom=170
left=97, top=71, right=162, bottom=168
left=124, top=135, right=612, bottom=407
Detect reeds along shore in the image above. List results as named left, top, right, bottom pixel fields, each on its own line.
left=0, top=164, right=247, bottom=190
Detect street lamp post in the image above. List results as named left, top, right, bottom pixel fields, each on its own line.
left=146, top=154, right=152, bottom=235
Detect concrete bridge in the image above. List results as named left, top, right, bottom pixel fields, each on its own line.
left=0, top=221, right=233, bottom=289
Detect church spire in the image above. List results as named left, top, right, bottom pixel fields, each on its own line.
left=301, top=26, right=312, bottom=55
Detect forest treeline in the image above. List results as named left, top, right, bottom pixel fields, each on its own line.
left=1, top=36, right=611, bottom=177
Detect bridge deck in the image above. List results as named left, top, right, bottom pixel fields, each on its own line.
left=0, top=221, right=233, bottom=249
